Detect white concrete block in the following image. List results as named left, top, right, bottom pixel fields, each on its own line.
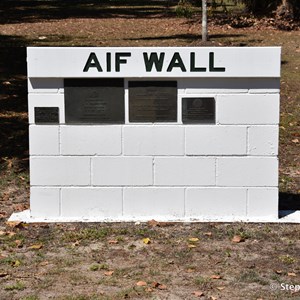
left=123, top=188, right=184, bottom=218
left=28, top=94, right=65, bottom=124
left=185, top=188, right=247, bottom=217
left=248, top=126, right=279, bottom=155
left=61, top=188, right=122, bottom=218
left=217, top=157, right=278, bottom=187
left=30, top=157, right=90, bottom=186
left=61, top=126, right=122, bottom=155
left=186, top=126, right=247, bottom=155
left=217, top=94, right=280, bottom=124
left=123, top=126, right=184, bottom=156
left=28, top=78, right=63, bottom=93
left=154, top=157, right=215, bottom=186
left=92, top=157, right=153, bottom=186
left=30, top=187, right=60, bottom=218
left=179, top=78, right=247, bottom=94
left=178, top=78, right=280, bottom=94
left=29, top=125, right=59, bottom=155
left=247, top=188, right=278, bottom=218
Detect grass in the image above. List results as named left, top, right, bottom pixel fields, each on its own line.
left=89, top=263, right=110, bottom=271
left=278, top=254, right=296, bottom=265
left=238, top=270, right=269, bottom=286
left=64, top=228, right=111, bottom=242
left=21, top=296, right=39, bottom=300
left=194, top=276, right=211, bottom=288
left=4, top=280, right=26, bottom=291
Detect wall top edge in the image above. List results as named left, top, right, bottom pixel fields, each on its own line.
left=27, top=46, right=282, bottom=50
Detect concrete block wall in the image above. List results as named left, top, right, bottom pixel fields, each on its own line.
left=28, top=78, right=280, bottom=221
left=27, top=47, right=281, bottom=222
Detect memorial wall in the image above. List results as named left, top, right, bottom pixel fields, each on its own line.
left=25, top=47, right=281, bottom=222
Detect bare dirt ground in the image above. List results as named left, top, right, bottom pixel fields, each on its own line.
left=0, top=1, right=300, bottom=299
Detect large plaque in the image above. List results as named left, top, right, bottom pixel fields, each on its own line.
left=35, top=107, right=59, bottom=124
left=64, top=79, right=124, bottom=124
left=129, top=81, right=177, bottom=122
left=182, top=97, right=215, bottom=124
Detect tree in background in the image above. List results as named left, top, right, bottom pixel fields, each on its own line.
left=202, top=0, right=208, bottom=41
left=242, top=0, right=300, bottom=19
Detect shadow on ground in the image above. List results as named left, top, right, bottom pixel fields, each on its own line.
left=0, top=0, right=179, bottom=24
left=125, top=33, right=245, bottom=42
left=279, top=192, right=300, bottom=211
left=0, top=35, right=28, bottom=160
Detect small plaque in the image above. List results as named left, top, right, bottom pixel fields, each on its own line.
left=35, top=107, right=59, bottom=124
left=64, top=79, right=124, bottom=124
left=129, top=81, right=177, bottom=122
left=182, top=97, right=215, bottom=124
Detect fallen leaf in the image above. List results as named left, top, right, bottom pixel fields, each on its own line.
left=0, top=211, right=7, bottom=217
left=142, top=238, right=151, bottom=244
left=39, top=261, right=49, bottom=266
left=157, top=222, right=173, bottom=227
left=2, top=81, right=11, bottom=85
left=12, top=260, right=21, bottom=267
left=157, top=284, right=167, bottom=290
left=216, top=286, right=226, bottom=291
left=145, top=287, right=153, bottom=292
left=72, top=241, right=80, bottom=247
left=0, top=253, right=8, bottom=260
left=108, top=240, right=118, bottom=244
left=0, top=272, right=9, bottom=278
left=211, top=275, right=222, bottom=279
left=152, top=282, right=167, bottom=289
left=275, top=270, right=283, bottom=274
left=28, top=243, right=43, bottom=250
left=7, top=231, right=16, bottom=237
left=15, top=240, right=22, bottom=247
left=292, top=139, right=299, bottom=143
left=231, top=235, right=245, bottom=243
left=148, top=219, right=159, bottom=227
left=104, top=271, right=114, bottom=276
left=210, top=297, right=217, bottom=300
left=288, top=272, right=297, bottom=277
left=5, top=221, right=22, bottom=228
left=136, top=281, right=147, bottom=286
left=189, top=238, right=199, bottom=242
left=192, top=291, right=204, bottom=297
left=188, top=244, right=197, bottom=248
left=186, top=268, right=195, bottom=273
left=204, top=232, right=212, bottom=236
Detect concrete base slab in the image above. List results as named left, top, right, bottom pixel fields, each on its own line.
left=8, top=210, right=300, bottom=223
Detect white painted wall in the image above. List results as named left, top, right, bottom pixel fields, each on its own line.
left=27, top=47, right=280, bottom=221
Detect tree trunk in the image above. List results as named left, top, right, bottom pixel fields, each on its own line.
left=202, top=0, right=208, bottom=42
left=276, top=0, right=294, bottom=18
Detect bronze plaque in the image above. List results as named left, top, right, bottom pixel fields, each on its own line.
left=129, top=81, right=177, bottom=122
left=64, top=79, right=124, bottom=124
left=35, top=107, right=59, bottom=124
left=182, top=97, right=215, bottom=124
